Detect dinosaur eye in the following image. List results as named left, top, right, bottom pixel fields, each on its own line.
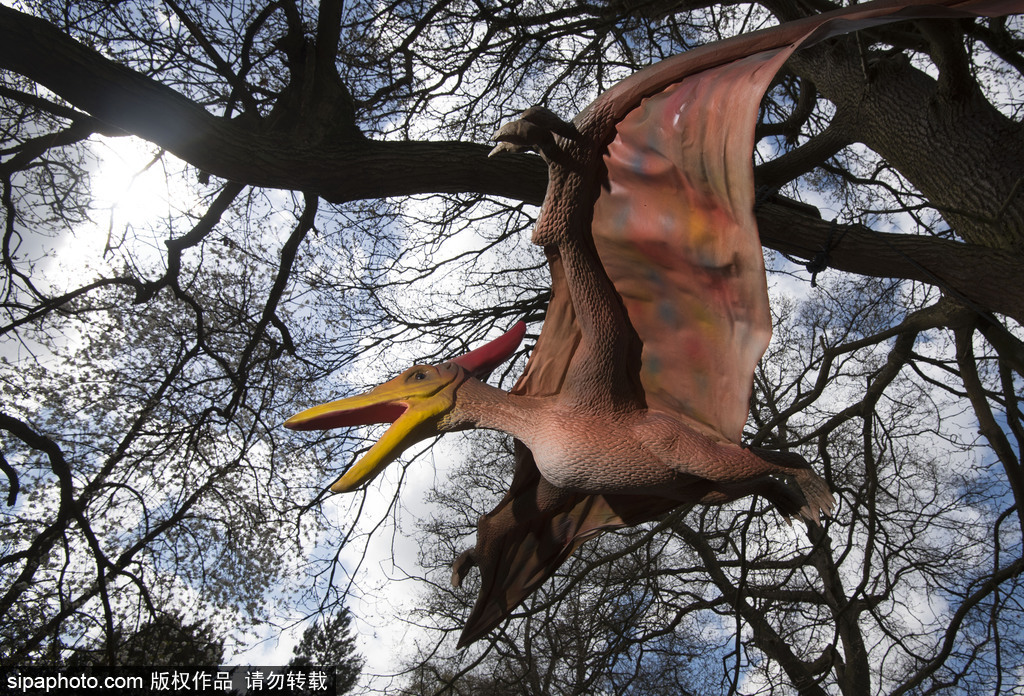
left=413, top=371, right=427, bottom=381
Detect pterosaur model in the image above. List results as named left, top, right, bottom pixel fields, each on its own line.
left=287, top=0, right=1022, bottom=646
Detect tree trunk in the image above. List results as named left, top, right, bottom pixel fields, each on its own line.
left=788, top=36, right=1024, bottom=252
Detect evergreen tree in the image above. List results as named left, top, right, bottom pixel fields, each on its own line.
left=68, top=613, right=224, bottom=667
left=289, top=607, right=363, bottom=695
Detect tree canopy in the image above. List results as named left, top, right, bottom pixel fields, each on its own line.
left=1, top=0, right=1022, bottom=693
left=66, top=613, right=225, bottom=667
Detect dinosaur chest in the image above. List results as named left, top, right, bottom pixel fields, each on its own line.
left=523, top=408, right=681, bottom=494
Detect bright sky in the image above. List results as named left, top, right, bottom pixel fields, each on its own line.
left=76, top=105, right=971, bottom=696
left=49, top=135, right=185, bottom=286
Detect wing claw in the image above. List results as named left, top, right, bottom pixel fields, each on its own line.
left=451, top=548, right=476, bottom=588
left=489, top=106, right=578, bottom=163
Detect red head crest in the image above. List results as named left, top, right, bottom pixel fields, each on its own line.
left=450, top=322, right=526, bottom=377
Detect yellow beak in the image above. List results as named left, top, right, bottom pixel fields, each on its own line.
left=284, top=365, right=461, bottom=492
left=285, top=322, right=526, bottom=493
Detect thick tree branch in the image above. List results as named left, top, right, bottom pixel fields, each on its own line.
left=970, top=16, right=1024, bottom=78
left=786, top=33, right=1024, bottom=251
left=3, top=4, right=1021, bottom=325
left=756, top=74, right=818, bottom=140
left=755, top=201, right=1024, bottom=325
left=917, top=18, right=977, bottom=100
left=754, top=113, right=855, bottom=187
left=316, top=0, right=346, bottom=78
left=0, top=4, right=548, bottom=205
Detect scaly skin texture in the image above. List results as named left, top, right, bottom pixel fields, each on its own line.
left=454, top=0, right=1024, bottom=646
left=447, top=378, right=821, bottom=516
left=471, top=58, right=827, bottom=513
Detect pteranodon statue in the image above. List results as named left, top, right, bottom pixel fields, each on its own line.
left=287, top=0, right=1022, bottom=647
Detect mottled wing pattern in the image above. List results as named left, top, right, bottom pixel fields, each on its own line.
left=591, top=51, right=789, bottom=443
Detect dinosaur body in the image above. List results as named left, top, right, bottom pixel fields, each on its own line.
left=445, top=345, right=817, bottom=513
left=287, top=0, right=1022, bottom=647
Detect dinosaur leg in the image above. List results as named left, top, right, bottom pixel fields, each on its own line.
left=652, top=428, right=835, bottom=524
left=698, top=476, right=826, bottom=526
left=747, top=447, right=835, bottom=523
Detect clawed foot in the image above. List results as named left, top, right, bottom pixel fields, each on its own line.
left=749, top=447, right=835, bottom=527
left=789, top=469, right=836, bottom=527
left=489, top=106, right=579, bottom=163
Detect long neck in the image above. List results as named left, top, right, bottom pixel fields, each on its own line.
left=445, top=377, right=539, bottom=441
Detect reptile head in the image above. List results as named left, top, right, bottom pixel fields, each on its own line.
left=285, top=322, right=525, bottom=492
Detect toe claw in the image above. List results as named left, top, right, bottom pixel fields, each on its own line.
left=488, top=141, right=525, bottom=157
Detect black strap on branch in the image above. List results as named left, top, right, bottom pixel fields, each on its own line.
left=752, top=188, right=847, bottom=287
left=805, top=219, right=848, bottom=287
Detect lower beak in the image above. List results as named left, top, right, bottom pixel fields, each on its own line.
left=285, top=387, right=451, bottom=493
